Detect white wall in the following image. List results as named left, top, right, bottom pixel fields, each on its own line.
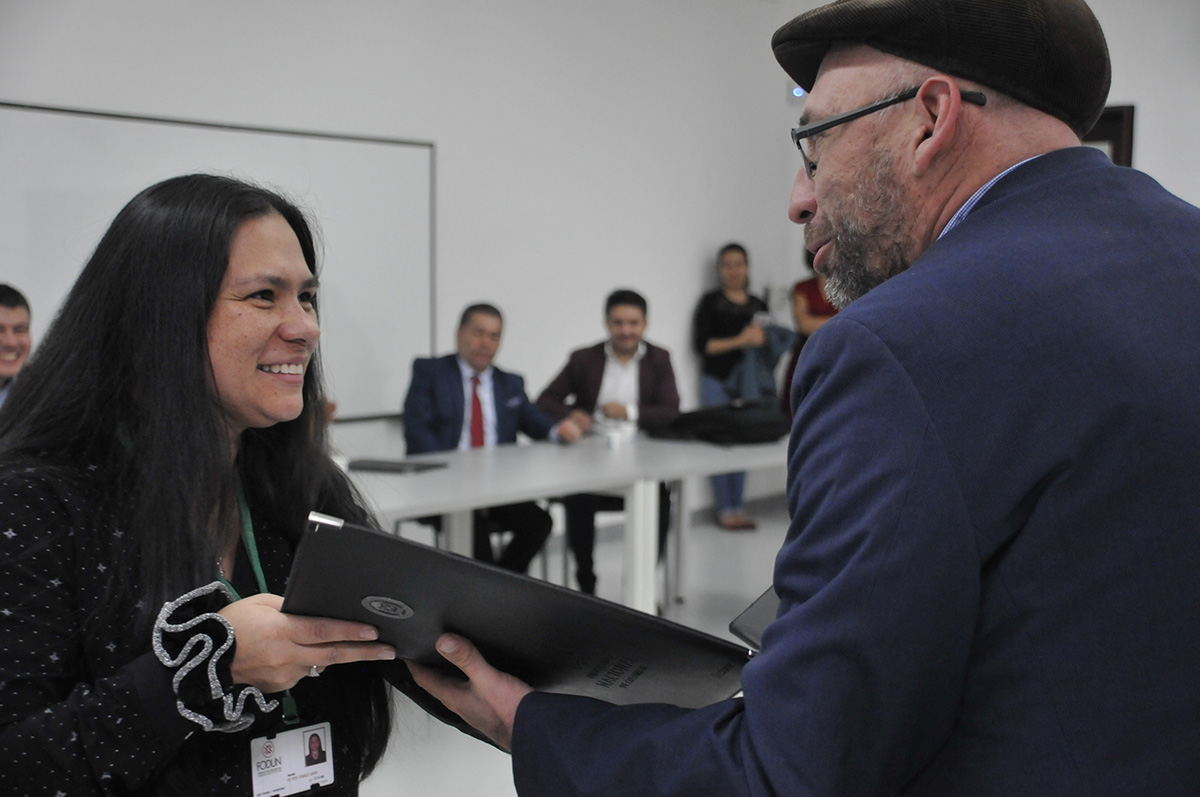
left=0, top=0, right=806, bottom=409
left=1090, top=0, right=1200, bottom=203
left=2, top=0, right=1197, bottom=503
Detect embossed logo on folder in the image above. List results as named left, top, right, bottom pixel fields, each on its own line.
left=361, top=596, right=414, bottom=620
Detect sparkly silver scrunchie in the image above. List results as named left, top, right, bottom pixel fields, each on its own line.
left=152, top=581, right=279, bottom=733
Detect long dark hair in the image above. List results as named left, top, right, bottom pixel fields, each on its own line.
left=0, top=173, right=391, bottom=775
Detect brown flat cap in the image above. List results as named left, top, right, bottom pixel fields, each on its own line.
left=772, top=0, right=1111, bottom=136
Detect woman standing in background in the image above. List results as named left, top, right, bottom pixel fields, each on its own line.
left=692, top=242, right=770, bottom=531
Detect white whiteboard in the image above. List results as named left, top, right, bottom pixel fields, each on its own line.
left=0, top=102, right=433, bottom=419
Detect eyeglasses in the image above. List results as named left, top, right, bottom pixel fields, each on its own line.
left=791, top=87, right=987, bottom=179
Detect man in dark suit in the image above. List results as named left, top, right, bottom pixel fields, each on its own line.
left=404, top=303, right=583, bottom=572
left=412, top=0, right=1200, bottom=793
left=536, top=289, right=680, bottom=593
left=0, top=284, right=32, bottom=410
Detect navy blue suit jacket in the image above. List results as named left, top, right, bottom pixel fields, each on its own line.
left=511, top=148, right=1200, bottom=794
left=403, top=354, right=555, bottom=455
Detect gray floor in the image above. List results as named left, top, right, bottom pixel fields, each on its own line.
left=361, top=495, right=789, bottom=797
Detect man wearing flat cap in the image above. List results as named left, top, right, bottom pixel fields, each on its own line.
left=412, top=0, right=1200, bottom=793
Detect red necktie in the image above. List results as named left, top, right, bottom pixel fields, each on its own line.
left=470, top=375, right=484, bottom=448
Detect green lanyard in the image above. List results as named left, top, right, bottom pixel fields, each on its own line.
left=216, top=477, right=269, bottom=599
left=217, top=476, right=301, bottom=725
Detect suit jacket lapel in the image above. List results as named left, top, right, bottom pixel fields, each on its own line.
left=491, top=368, right=516, bottom=444
left=444, top=355, right=466, bottom=444
left=584, top=345, right=606, bottom=410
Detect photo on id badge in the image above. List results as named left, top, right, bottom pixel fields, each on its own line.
left=252, top=721, right=334, bottom=796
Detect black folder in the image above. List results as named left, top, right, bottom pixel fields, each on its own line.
left=345, top=458, right=446, bottom=474
left=281, top=512, right=748, bottom=708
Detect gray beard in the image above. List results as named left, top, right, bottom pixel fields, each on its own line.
left=820, top=152, right=914, bottom=310
left=823, top=241, right=911, bottom=310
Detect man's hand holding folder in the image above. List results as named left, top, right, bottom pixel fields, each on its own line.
left=409, top=633, right=531, bottom=752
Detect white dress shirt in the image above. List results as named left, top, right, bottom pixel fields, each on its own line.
left=593, top=341, right=645, bottom=431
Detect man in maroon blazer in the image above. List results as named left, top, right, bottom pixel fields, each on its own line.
left=536, top=289, right=680, bottom=594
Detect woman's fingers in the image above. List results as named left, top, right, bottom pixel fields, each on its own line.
left=220, top=594, right=394, bottom=692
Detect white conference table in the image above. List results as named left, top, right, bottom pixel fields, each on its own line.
left=627, top=436, right=792, bottom=604
left=347, top=433, right=788, bottom=614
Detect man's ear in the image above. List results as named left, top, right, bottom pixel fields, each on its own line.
left=910, top=76, right=964, bottom=177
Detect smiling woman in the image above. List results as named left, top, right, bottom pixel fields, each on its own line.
left=207, top=213, right=322, bottom=439
left=0, top=174, right=473, bottom=794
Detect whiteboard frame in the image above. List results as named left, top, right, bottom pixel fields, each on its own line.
left=0, top=100, right=436, bottom=421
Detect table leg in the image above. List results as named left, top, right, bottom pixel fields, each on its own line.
left=672, top=478, right=687, bottom=604
left=444, top=509, right=473, bottom=556
left=622, top=479, right=659, bottom=614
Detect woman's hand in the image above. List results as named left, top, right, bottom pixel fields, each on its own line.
left=705, top=323, right=767, bottom=356
left=219, top=594, right=395, bottom=693
left=738, top=323, right=766, bottom=348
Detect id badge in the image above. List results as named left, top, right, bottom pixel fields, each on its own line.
left=250, top=722, right=334, bottom=796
